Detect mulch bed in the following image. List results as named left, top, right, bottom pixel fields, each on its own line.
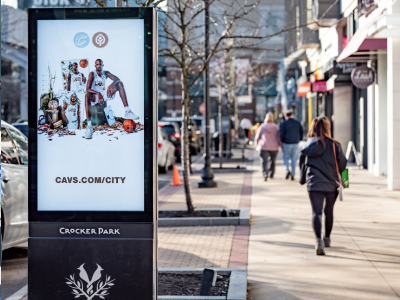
left=158, top=271, right=231, bottom=296
left=159, top=210, right=240, bottom=218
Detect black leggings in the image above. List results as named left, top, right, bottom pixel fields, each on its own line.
left=308, top=191, right=338, bottom=239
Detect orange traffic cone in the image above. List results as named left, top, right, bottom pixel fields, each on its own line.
left=170, top=166, right=183, bottom=186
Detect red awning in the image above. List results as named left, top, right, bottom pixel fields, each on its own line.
left=337, top=12, right=387, bottom=62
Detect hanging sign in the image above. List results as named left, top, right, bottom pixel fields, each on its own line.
left=297, top=82, right=311, bottom=97
left=351, top=65, right=375, bottom=89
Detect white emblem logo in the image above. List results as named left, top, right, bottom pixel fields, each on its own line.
left=95, top=34, right=106, bottom=47
left=66, top=263, right=115, bottom=299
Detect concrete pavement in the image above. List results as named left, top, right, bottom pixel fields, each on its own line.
left=248, top=153, right=400, bottom=299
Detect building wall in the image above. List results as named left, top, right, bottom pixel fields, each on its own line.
left=333, top=85, right=352, bottom=150
left=374, top=53, right=388, bottom=176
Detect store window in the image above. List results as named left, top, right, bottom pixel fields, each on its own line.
left=1, top=58, right=22, bottom=123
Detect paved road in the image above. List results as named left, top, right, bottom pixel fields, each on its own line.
left=2, top=246, right=28, bottom=299
left=1, top=154, right=203, bottom=299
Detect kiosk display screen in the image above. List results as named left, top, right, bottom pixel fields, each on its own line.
left=36, top=19, right=145, bottom=211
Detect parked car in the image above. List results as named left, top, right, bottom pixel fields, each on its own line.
left=1, top=121, right=29, bottom=258
left=11, top=119, right=28, bottom=138
left=160, top=117, right=202, bottom=155
left=158, top=126, right=175, bottom=173
left=158, top=121, right=181, bottom=162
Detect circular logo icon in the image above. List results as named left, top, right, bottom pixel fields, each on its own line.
left=92, top=32, right=109, bottom=48
left=74, top=32, right=89, bottom=48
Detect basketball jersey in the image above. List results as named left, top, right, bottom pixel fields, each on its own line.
left=91, top=70, right=107, bottom=93
left=65, top=103, right=79, bottom=124
left=70, top=72, right=84, bottom=92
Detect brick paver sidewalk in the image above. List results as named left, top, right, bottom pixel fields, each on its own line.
left=159, top=226, right=236, bottom=268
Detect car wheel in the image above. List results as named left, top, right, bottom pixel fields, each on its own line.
left=1, top=209, right=4, bottom=262
left=159, top=155, right=168, bottom=174
left=168, top=155, right=174, bottom=170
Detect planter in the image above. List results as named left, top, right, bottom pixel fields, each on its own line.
left=158, top=268, right=247, bottom=300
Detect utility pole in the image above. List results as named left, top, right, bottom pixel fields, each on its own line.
left=199, top=0, right=217, bottom=188
left=172, top=73, right=176, bottom=117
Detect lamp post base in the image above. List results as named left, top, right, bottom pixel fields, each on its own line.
left=198, top=166, right=217, bottom=188
left=198, top=179, right=218, bottom=188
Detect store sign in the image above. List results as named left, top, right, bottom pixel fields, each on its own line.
left=333, top=61, right=357, bottom=75
left=351, top=65, right=375, bottom=89
left=358, top=0, right=378, bottom=18
left=312, top=81, right=333, bottom=92
left=297, top=82, right=311, bottom=97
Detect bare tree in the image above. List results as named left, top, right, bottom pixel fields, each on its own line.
left=209, top=50, right=278, bottom=168
left=154, top=0, right=279, bottom=213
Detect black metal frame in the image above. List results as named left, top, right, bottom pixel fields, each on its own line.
left=28, top=8, right=157, bottom=223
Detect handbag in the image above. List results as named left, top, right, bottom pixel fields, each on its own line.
left=333, top=142, right=346, bottom=201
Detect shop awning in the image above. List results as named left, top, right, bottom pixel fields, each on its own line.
left=337, top=12, right=387, bottom=62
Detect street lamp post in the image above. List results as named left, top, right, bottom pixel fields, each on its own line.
left=199, top=0, right=217, bottom=188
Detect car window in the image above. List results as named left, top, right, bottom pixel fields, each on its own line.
left=161, top=128, right=169, bottom=140
left=163, top=125, right=177, bottom=135
left=1, top=127, right=20, bottom=165
left=9, top=128, right=28, bottom=165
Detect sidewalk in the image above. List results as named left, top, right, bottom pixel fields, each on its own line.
left=248, top=153, right=400, bottom=299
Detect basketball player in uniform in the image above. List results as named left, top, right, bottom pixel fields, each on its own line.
left=62, top=93, right=80, bottom=130
left=67, top=62, right=87, bottom=92
left=85, top=59, right=139, bottom=139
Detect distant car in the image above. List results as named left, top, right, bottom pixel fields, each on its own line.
left=191, top=116, right=204, bottom=147
left=158, top=121, right=181, bottom=162
left=158, top=126, right=175, bottom=173
left=161, top=117, right=202, bottom=155
left=11, top=120, right=28, bottom=138
left=1, top=120, right=29, bottom=258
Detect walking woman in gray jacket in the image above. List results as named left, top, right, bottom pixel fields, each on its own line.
left=299, top=117, right=347, bottom=255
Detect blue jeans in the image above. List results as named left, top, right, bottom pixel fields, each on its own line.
left=283, top=143, right=300, bottom=177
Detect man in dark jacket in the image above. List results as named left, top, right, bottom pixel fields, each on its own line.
left=280, top=111, right=304, bottom=180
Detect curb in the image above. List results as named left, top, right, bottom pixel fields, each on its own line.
left=158, top=208, right=250, bottom=227
left=4, top=284, right=27, bottom=300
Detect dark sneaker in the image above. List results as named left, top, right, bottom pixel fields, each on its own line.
left=323, top=237, right=331, bottom=247
left=316, top=238, right=325, bottom=255
left=291, top=176, right=295, bottom=181
left=264, top=176, right=268, bottom=181
left=285, top=170, right=291, bottom=180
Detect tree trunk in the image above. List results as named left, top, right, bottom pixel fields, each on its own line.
left=234, top=96, right=239, bottom=143
left=181, top=75, right=195, bottom=213
left=218, top=84, right=223, bottom=168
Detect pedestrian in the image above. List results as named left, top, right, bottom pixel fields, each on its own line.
left=280, top=111, right=304, bottom=180
left=255, top=113, right=282, bottom=181
left=299, top=117, right=347, bottom=255
left=240, top=117, right=252, bottom=143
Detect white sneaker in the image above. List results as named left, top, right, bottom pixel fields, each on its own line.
left=125, top=108, right=139, bottom=120
left=85, top=125, right=93, bottom=139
